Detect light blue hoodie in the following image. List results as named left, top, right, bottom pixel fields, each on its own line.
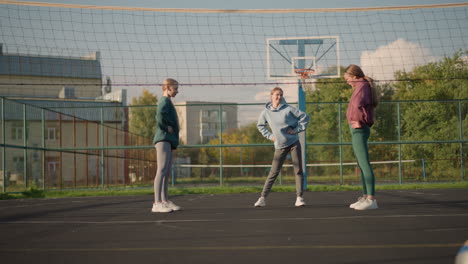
left=257, top=98, right=310, bottom=149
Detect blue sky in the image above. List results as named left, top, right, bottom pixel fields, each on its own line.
left=17, top=0, right=468, bottom=9
left=1, top=0, right=467, bottom=125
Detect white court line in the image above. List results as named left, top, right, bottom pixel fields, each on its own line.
left=177, top=160, right=417, bottom=168
left=0, top=201, right=88, bottom=209
left=0, top=243, right=462, bottom=252
left=1, top=213, right=467, bottom=225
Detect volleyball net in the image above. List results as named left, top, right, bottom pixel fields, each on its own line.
left=0, top=1, right=467, bottom=102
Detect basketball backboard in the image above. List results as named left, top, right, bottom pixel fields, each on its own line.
left=266, top=36, right=340, bottom=80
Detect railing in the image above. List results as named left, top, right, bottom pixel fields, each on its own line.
left=0, top=98, right=466, bottom=192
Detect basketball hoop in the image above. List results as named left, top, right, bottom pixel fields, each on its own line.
left=294, top=68, right=315, bottom=79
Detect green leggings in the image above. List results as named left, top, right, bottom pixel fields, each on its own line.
left=350, top=125, right=375, bottom=196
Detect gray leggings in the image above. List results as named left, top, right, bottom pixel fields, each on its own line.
left=261, top=140, right=304, bottom=198
left=154, top=141, right=173, bottom=203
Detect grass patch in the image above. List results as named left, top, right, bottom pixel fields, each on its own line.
left=21, top=187, right=45, bottom=198
left=0, top=192, right=16, bottom=200
left=0, top=181, right=466, bottom=200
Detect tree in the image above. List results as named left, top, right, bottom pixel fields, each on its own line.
left=202, top=125, right=272, bottom=165
left=127, top=90, right=158, bottom=183
left=304, top=73, right=353, bottom=174
left=129, top=89, right=158, bottom=140
left=393, top=51, right=468, bottom=100
left=242, top=122, right=271, bottom=145
left=391, top=51, right=468, bottom=176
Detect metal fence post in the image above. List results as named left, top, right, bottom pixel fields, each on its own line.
left=1, top=98, right=5, bottom=193
left=422, top=159, right=427, bottom=180
left=219, top=104, right=223, bottom=186
left=23, top=104, right=28, bottom=188
left=41, top=109, right=45, bottom=190
left=458, top=100, right=465, bottom=180
left=171, top=163, right=175, bottom=187
left=397, top=102, right=402, bottom=184
left=100, top=107, right=105, bottom=187
left=338, top=103, right=344, bottom=184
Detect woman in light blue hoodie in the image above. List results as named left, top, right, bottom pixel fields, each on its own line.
left=254, top=87, right=310, bottom=207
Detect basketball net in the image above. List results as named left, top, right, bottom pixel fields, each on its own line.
left=294, top=68, right=315, bottom=80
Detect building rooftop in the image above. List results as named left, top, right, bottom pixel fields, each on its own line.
left=3, top=97, right=125, bottom=122
left=0, top=46, right=102, bottom=79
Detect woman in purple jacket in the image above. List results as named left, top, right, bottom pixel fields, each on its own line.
left=344, top=64, right=379, bottom=210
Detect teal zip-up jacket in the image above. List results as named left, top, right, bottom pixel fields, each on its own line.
left=152, top=96, right=179, bottom=149
left=257, top=98, right=310, bottom=149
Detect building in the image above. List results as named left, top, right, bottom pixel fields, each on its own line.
left=1, top=97, right=128, bottom=188
left=176, top=101, right=238, bottom=145
left=0, top=44, right=103, bottom=98
left=0, top=44, right=129, bottom=189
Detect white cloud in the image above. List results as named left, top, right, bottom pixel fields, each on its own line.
left=360, top=38, right=437, bottom=81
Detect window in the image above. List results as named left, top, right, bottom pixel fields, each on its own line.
left=46, top=127, right=58, bottom=141
left=201, top=110, right=209, bottom=118
left=47, top=162, right=58, bottom=174
left=11, top=126, right=23, bottom=140
left=200, top=110, right=210, bottom=122
left=13, top=156, right=24, bottom=171
left=47, top=161, right=59, bottom=184
left=209, top=110, right=218, bottom=120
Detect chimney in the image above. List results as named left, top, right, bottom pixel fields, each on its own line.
left=104, top=76, right=112, bottom=94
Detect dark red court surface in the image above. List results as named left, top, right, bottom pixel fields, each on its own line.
left=0, top=189, right=467, bottom=264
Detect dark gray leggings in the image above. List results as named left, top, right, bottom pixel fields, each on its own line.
left=154, top=141, right=173, bottom=203
left=261, top=140, right=304, bottom=198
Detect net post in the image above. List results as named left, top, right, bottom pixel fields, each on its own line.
left=298, top=80, right=307, bottom=190
left=297, top=42, right=308, bottom=191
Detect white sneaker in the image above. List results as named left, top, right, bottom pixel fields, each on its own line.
left=354, top=198, right=378, bottom=210
left=254, top=197, right=266, bottom=207
left=166, top=200, right=181, bottom=211
left=349, top=196, right=366, bottom=209
left=295, top=197, right=305, bottom=207
left=151, top=202, right=173, bottom=213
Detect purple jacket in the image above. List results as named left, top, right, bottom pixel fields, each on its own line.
left=346, top=78, right=375, bottom=127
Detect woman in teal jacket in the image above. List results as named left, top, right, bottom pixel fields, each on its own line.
left=254, top=87, right=310, bottom=207
left=151, top=78, right=181, bottom=213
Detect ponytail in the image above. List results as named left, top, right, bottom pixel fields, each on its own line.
left=364, top=76, right=379, bottom=108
